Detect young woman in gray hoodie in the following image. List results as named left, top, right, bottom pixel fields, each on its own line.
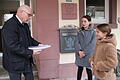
left=75, top=15, right=96, bottom=80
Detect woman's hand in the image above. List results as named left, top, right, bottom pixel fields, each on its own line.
left=90, top=61, right=94, bottom=68
left=79, top=51, right=86, bottom=58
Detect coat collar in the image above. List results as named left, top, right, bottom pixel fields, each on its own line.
left=97, top=34, right=117, bottom=47
left=16, top=15, right=22, bottom=24
left=77, top=25, right=94, bottom=36
left=12, top=14, right=25, bottom=27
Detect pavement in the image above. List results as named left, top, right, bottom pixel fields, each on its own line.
left=0, top=53, right=120, bottom=80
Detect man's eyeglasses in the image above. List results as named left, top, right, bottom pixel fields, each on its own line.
left=23, top=10, right=34, bottom=17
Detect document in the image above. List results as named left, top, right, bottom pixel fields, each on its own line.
left=28, top=45, right=51, bottom=50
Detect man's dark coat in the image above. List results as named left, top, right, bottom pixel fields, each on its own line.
left=2, top=15, right=40, bottom=73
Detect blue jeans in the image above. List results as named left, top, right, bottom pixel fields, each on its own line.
left=9, top=72, right=34, bottom=80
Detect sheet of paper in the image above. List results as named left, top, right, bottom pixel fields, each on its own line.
left=28, top=45, right=51, bottom=50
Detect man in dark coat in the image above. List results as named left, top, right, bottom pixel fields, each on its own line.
left=2, top=5, right=42, bottom=80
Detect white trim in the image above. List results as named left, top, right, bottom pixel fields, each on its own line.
left=105, top=0, right=109, bottom=23
left=0, top=53, right=3, bottom=57
left=0, top=26, right=3, bottom=29
left=59, top=53, right=75, bottom=64
left=84, top=0, right=86, bottom=16
left=20, top=0, right=25, bottom=6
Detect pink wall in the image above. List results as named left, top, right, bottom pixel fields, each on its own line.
left=33, top=0, right=78, bottom=79
left=34, top=0, right=60, bottom=79
left=59, top=64, right=77, bottom=78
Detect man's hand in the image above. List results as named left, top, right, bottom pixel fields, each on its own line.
left=33, top=49, right=42, bottom=55
left=33, top=44, right=44, bottom=55
left=38, top=44, right=43, bottom=46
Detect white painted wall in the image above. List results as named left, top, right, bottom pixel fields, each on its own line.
left=58, top=0, right=79, bottom=64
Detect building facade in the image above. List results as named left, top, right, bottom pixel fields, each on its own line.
left=33, top=0, right=120, bottom=79
left=0, top=0, right=120, bottom=79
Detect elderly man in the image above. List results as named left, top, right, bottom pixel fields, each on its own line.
left=2, top=5, right=41, bottom=80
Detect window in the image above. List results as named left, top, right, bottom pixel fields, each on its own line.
left=85, top=0, right=109, bottom=23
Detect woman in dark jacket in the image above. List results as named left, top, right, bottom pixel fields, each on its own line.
left=75, top=15, right=96, bottom=80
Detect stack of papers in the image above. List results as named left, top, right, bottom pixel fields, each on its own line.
left=28, top=45, right=51, bottom=50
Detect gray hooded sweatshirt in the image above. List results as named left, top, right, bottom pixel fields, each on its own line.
left=75, top=26, right=97, bottom=67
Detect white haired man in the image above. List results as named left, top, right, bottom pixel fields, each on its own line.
left=2, top=5, right=42, bottom=80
